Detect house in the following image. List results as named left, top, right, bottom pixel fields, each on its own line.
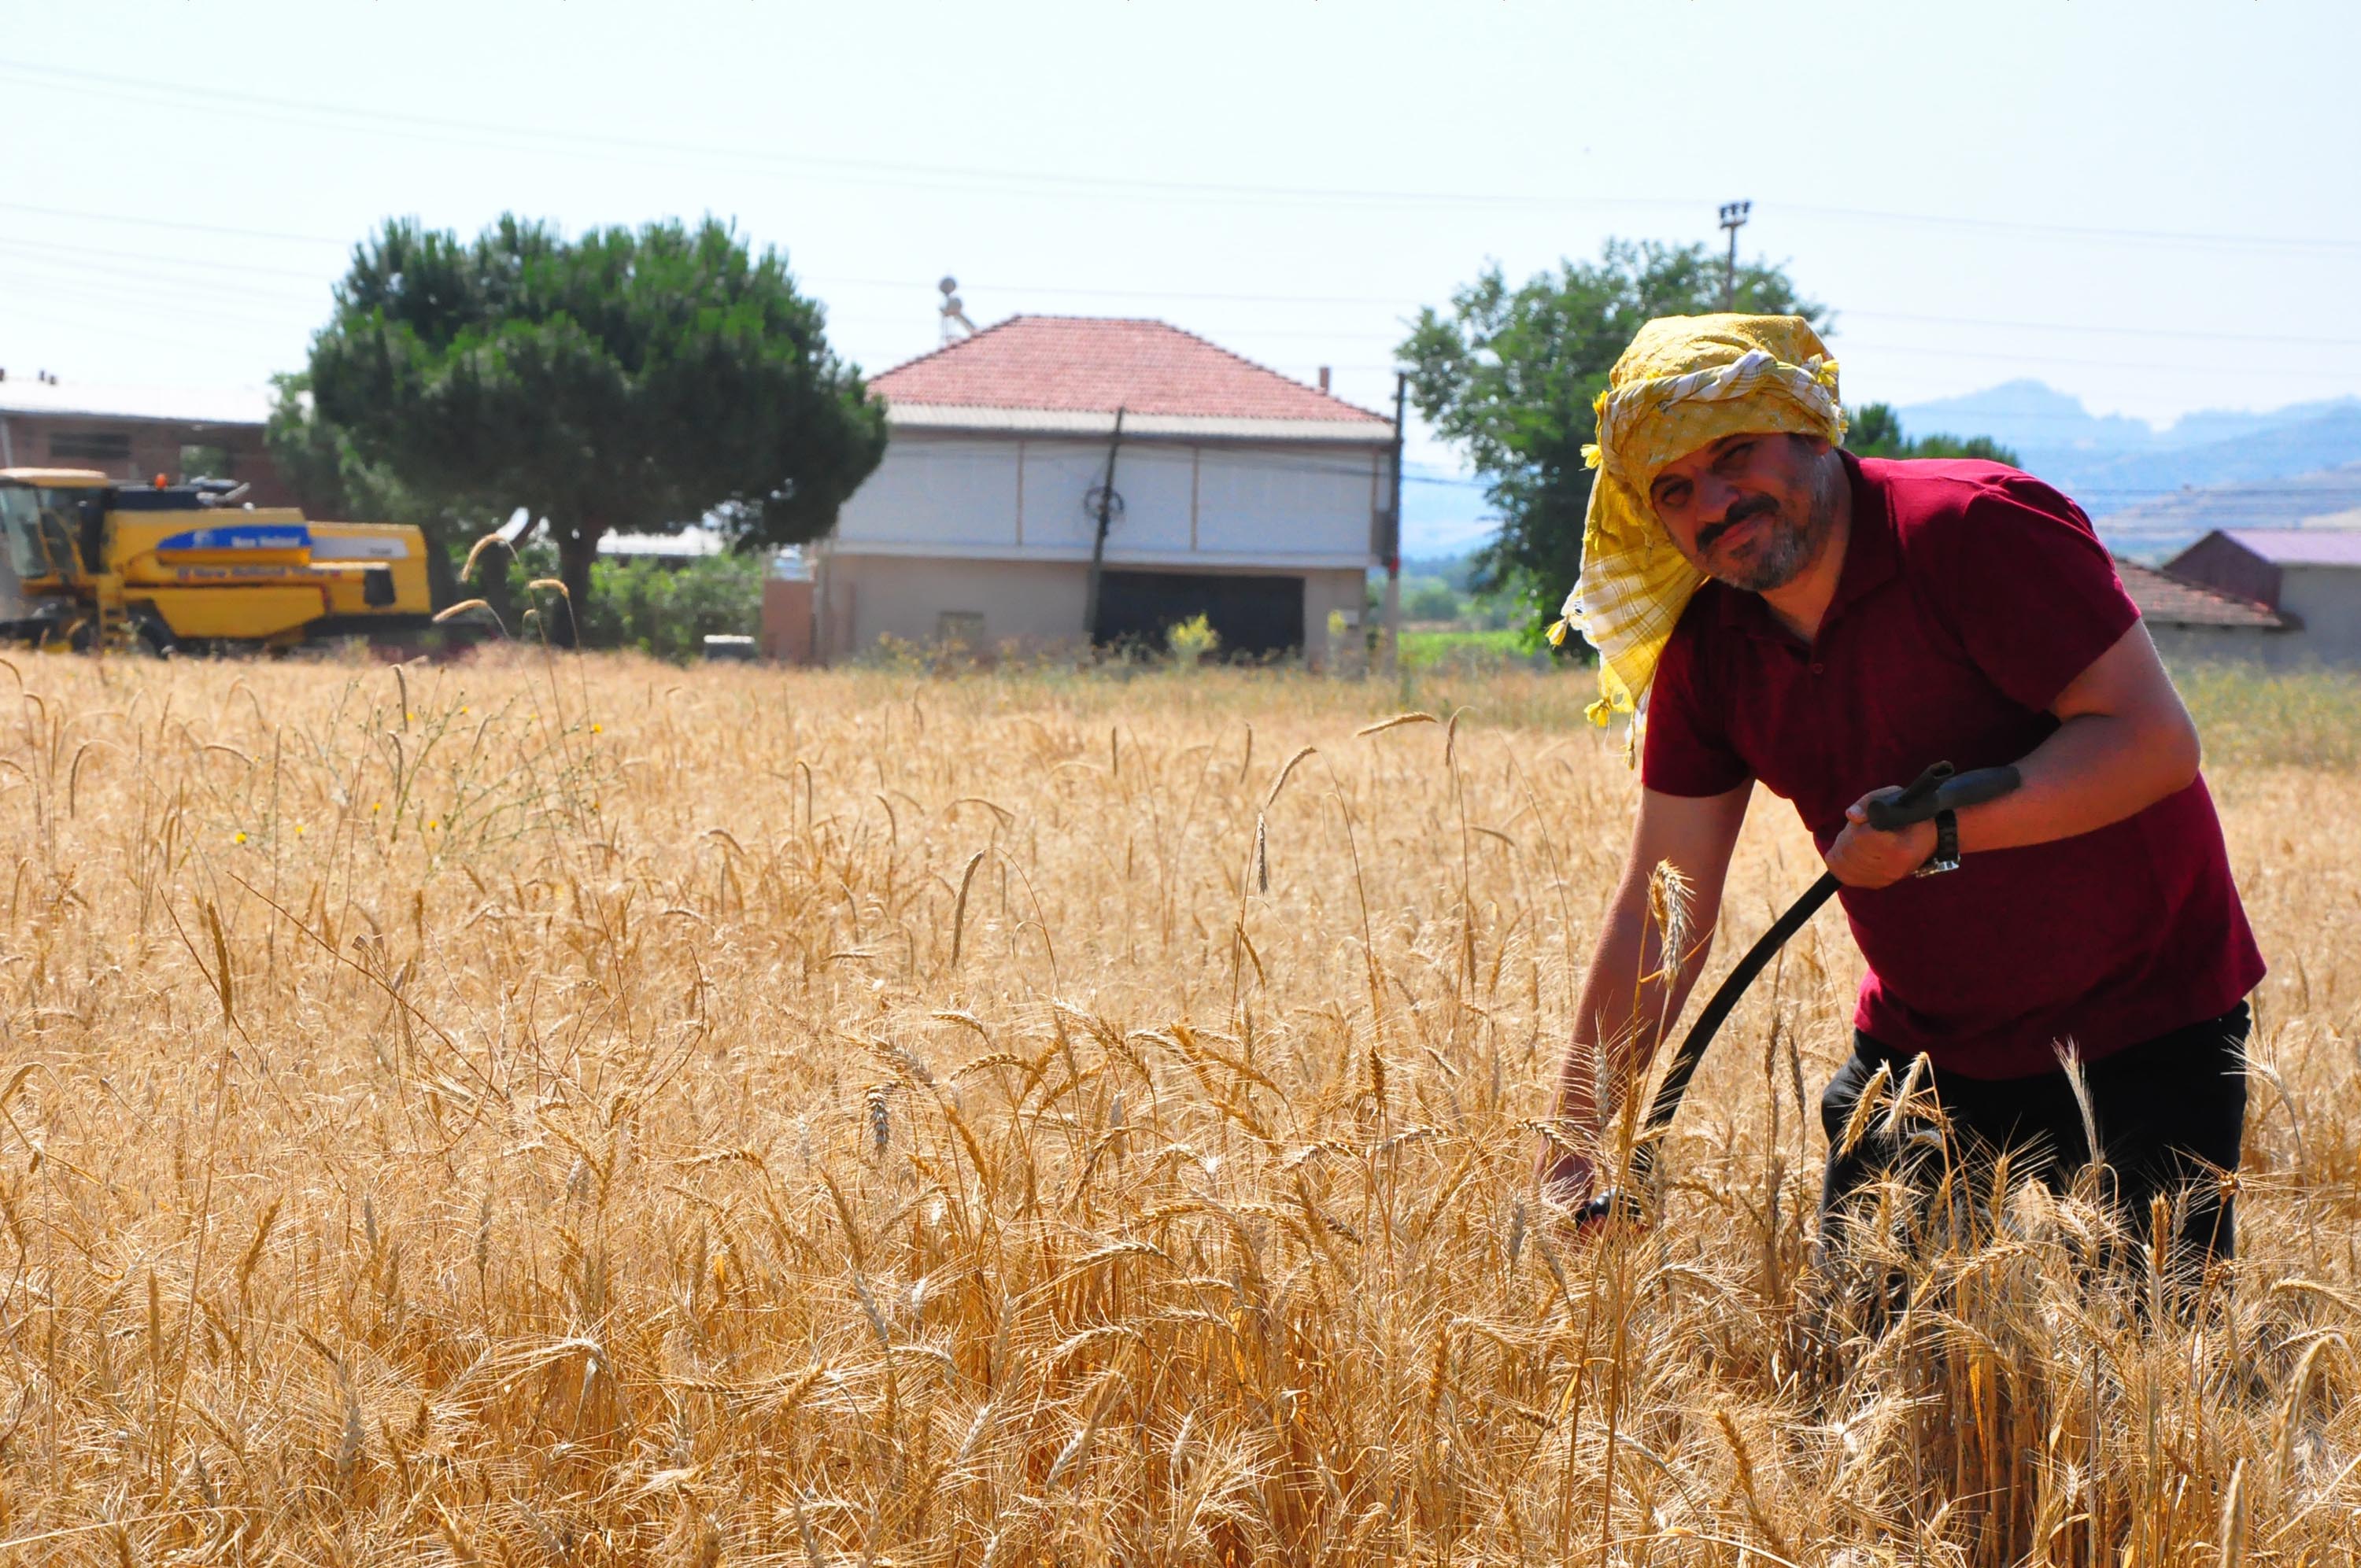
left=0, top=378, right=290, bottom=504
left=2162, top=526, right=2361, bottom=665
left=804, top=316, right=1395, bottom=664
left=2112, top=556, right=2296, bottom=665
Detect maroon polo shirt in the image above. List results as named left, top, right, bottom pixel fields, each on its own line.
left=1642, top=455, right=2263, bottom=1080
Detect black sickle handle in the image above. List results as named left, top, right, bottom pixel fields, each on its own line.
left=1566, top=758, right=2026, bottom=1231
left=1861, top=763, right=2023, bottom=832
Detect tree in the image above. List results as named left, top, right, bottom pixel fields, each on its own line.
left=1846, top=401, right=2019, bottom=466
left=1399, top=240, right=1825, bottom=637
left=301, top=216, right=887, bottom=642
left=265, top=371, right=477, bottom=611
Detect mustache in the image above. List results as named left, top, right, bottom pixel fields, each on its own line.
left=1694, top=495, right=1779, bottom=553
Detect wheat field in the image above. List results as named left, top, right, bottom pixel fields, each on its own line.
left=0, top=647, right=2351, bottom=1566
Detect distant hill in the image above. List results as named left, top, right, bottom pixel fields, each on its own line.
left=2027, top=407, right=2361, bottom=521
left=1408, top=378, right=2361, bottom=559
left=1899, top=380, right=2361, bottom=459
left=2092, top=461, right=2361, bottom=562
left=1898, top=380, right=2156, bottom=456
left=1896, top=382, right=2361, bottom=520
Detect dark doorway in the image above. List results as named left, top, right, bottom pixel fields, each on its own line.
left=1093, top=570, right=1305, bottom=658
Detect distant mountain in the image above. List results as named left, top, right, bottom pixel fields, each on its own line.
left=1899, top=380, right=2156, bottom=455
left=2091, top=461, right=2361, bottom=563
left=1406, top=379, right=2361, bottom=559
left=2154, top=397, right=2361, bottom=449
left=2027, top=407, right=2361, bottom=521
left=1896, top=382, right=2361, bottom=519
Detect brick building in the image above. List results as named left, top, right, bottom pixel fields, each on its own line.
left=0, top=378, right=290, bottom=504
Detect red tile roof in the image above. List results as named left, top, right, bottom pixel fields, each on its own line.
left=867, top=315, right=1389, bottom=425
left=2114, top=558, right=2291, bottom=629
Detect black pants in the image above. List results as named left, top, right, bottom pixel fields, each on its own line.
left=1819, top=1002, right=2250, bottom=1267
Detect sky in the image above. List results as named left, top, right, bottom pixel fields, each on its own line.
left=5, top=0, right=2359, bottom=530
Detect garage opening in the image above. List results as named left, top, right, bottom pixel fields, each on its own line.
left=1092, top=570, right=1305, bottom=659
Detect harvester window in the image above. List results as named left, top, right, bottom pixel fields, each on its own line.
left=0, top=485, right=86, bottom=579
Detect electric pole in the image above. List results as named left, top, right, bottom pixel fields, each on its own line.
left=1082, top=406, right=1125, bottom=646
left=1718, top=200, right=1752, bottom=312
left=1380, top=371, right=1406, bottom=679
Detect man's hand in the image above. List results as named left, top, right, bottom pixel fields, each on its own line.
left=1536, top=1140, right=1598, bottom=1212
left=1825, top=789, right=1938, bottom=887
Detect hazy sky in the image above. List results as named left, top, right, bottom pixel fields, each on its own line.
left=6, top=0, right=2357, bottom=478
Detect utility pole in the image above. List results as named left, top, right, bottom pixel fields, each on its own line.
left=1380, top=371, right=1406, bottom=679
left=1082, top=406, right=1125, bottom=646
left=1718, top=200, right=1752, bottom=312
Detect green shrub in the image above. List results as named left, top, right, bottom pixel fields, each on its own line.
left=579, top=555, right=764, bottom=661
left=490, top=541, right=763, bottom=661
left=1166, top=613, right=1220, bottom=666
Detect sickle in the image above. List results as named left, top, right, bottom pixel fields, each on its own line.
left=1576, top=759, right=2023, bottom=1227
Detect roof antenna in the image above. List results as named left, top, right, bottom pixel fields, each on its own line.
left=939, top=276, right=977, bottom=344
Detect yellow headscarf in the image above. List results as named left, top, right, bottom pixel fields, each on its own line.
left=1547, top=314, right=1845, bottom=725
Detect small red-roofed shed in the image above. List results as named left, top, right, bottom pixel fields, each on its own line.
left=800, top=316, right=1396, bottom=665
left=2162, top=524, right=2361, bottom=667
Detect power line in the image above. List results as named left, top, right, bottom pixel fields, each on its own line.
left=14, top=210, right=2361, bottom=367
left=0, top=198, right=345, bottom=247
left=1783, top=201, right=2361, bottom=256
left=1840, top=308, right=2361, bottom=350
left=4, top=57, right=2359, bottom=254
left=0, top=273, right=311, bottom=334
left=0, top=234, right=334, bottom=283
left=10, top=224, right=2361, bottom=382
left=1830, top=340, right=2359, bottom=381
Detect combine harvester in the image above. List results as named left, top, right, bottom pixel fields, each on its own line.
left=0, top=468, right=435, bottom=655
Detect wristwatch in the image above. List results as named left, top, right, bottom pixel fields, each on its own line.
left=1913, top=808, right=1961, bottom=878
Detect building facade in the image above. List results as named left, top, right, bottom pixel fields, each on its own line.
left=2112, top=557, right=2297, bottom=666
left=808, top=317, right=1394, bottom=665
left=2163, top=527, right=2361, bottom=666
left=0, top=380, right=290, bottom=503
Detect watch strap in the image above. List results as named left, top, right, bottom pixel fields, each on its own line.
left=1914, top=808, right=1961, bottom=877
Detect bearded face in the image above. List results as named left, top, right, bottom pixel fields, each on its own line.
left=1646, top=432, right=1846, bottom=593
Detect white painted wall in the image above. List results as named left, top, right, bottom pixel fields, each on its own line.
left=1194, top=444, right=1373, bottom=562
left=833, top=437, right=1022, bottom=552
left=2279, top=566, right=2361, bottom=664
left=2150, top=566, right=2361, bottom=670
left=833, top=430, right=1384, bottom=567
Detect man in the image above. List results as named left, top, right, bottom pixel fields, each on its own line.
left=1539, top=314, right=2263, bottom=1267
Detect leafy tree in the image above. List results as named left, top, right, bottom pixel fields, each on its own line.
left=1400, top=240, right=1825, bottom=637
left=300, top=215, right=886, bottom=642
left=1846, top=401, right=2019, bottom=466
left=265, top=371, right=480, bottom=611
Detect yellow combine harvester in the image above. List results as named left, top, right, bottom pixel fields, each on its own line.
left=0, top=468, right=434, bottom=654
